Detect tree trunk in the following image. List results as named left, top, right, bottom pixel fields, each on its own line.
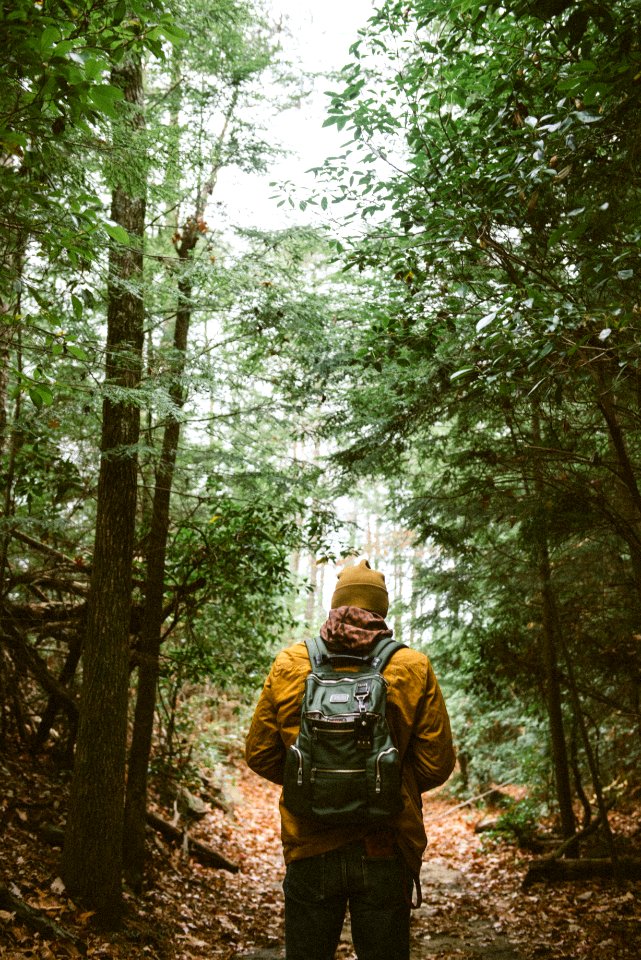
left=590, top=357, right=641, bottom=597
left=537, top=536, right=575, bottom=842
left=559, top=633, right=618, bottom=871
left=61, top=54, right=146, bottom=926
left=305, top=553, right=318, bottom=624
left=123, top=269, right=191, bottom=891
left=393, top=548, right=403, bottom=642
left=531, top=413, right=575, bottom=843
left=0, top=241, right=24, bottom=592
left=0, top=305, right=12, bottom=460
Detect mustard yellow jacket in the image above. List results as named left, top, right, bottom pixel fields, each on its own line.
left=245, top=640, right=455, bottom=877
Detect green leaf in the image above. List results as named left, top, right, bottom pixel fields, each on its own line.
left=71, top=295, right=83, bottom=320
left=66, top=344, right=89, bottom=361
left=28, top=384, right=54, bottom=408
left=104, top=223, right=130, bottom=245
left=89, top=83, right=124, bottom=117
left=40, top=25, right=61, bottom=54
left=158, top=23, right=189, bottom=44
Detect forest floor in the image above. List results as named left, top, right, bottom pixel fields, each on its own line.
left=2, top=745, right=641, bottom=960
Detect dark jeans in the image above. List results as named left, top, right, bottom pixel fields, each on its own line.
left=283, top=840, right=411, bottom=960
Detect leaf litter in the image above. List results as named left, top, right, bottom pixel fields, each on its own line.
left=1, top=749, right=641, bottom=959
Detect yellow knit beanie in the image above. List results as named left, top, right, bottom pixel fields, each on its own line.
left=330, top=558, right=389, bottom=617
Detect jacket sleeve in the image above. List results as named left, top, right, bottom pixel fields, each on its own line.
left=410, top=660, right=456, bottom=793
left=245, top=661, right=287, bottom=786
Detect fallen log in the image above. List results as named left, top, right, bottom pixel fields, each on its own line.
left=0, top=881, right=87, bottom=954
left=145, top=811, right=239, bottom=873
left=523, top=856, right=641, bottom=888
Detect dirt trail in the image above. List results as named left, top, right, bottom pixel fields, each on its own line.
left=235, top=770, right=523, bottom=960
left=412, top=861, right=521, bottom=960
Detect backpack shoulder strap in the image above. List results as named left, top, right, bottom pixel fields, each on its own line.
left=304, top=636, right=323, bottom=671
left=304, top=636, right=346, bottom=676
left=304, top=636, right=406, bottom=675
left=369, top=637, right=406, bottom=673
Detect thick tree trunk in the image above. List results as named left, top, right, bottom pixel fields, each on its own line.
left=61, top=55, right=146, bottom=926
left=0, top=308, right=12, bottom=460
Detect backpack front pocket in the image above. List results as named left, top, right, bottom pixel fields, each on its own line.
left=310, top=766, right=368, bottom=820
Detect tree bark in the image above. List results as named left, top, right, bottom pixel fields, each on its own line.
left=123, top=268, right=191, bottom=891
left=61, top=54, right=146, bottom=926
left=559, top=633, right=618, bottom=872
left=537, top=538, right=576, bottom=842
left=531, top=413, right=575, bottom=844
left=590, top=356, right=641, bottom=597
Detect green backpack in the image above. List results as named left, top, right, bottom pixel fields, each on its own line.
left=282, top=635, right=405, bottom=824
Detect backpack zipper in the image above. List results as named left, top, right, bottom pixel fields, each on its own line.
left=306, top=711, right=382, bottom=723
left=310, top=676, right=388, bottom=687
left=312, top=726, right=353, bottom=740
left=291, top=744, right=304, bottom=785
left=311, top=766, right=366, bottom=782
left=375, top=746, right=398, bottom=793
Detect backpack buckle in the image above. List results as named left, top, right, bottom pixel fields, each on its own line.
left=354, top=680, right=371, bottom=711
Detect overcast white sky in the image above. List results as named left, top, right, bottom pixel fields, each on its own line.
left=218, top=0, right=375, bottom=230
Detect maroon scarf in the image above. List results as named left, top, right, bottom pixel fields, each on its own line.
left=320, top=605, right=393, bottom=653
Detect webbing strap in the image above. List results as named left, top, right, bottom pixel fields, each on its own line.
left=411, top=873, right=423, bottom=910
left=305, top=635, right=405, bottom=676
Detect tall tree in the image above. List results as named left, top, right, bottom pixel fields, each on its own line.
left=61, top=51, right=147, bottom=924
